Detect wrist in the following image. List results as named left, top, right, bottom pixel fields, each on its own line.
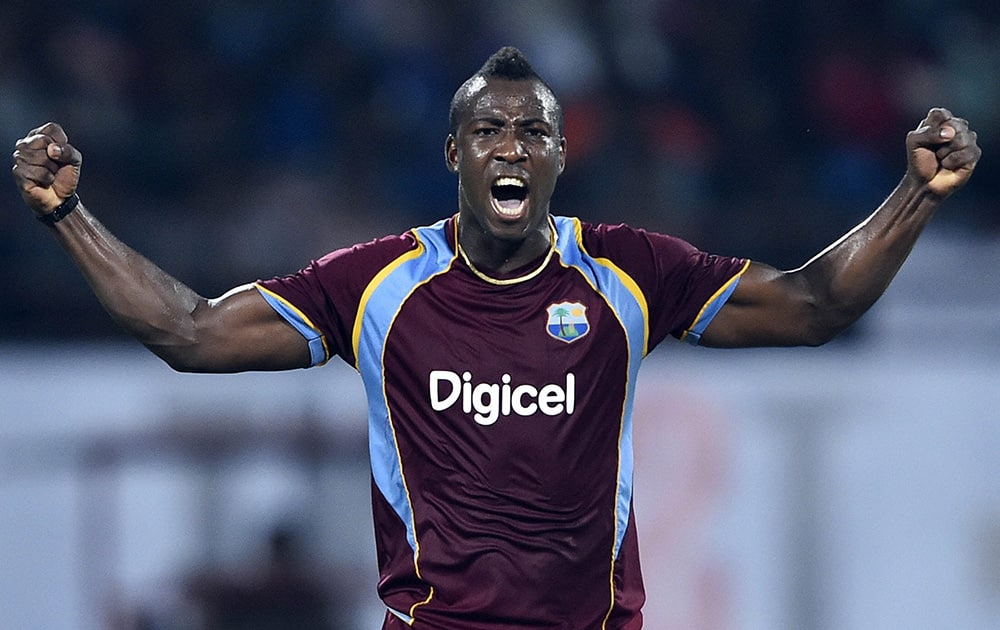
left=902, top=169, right=957, bottom=203
left=37, top=193, right=80, bottom=227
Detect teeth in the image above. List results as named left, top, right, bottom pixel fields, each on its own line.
left=494, top=177, right=526, bottom=187
left=494, top=204, right=524, bottom=218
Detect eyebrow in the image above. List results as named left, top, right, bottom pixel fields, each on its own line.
left=471, top=116, right=552, bottom=128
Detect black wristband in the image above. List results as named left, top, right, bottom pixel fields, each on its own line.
left=37, top=193, right=80, bottom=226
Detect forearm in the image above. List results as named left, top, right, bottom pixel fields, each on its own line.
left=45, top=200, right=208, bottom=359
left=795, top=173, right=940, bottom=334
left=680, top=109, right=978, bottom=349
left=12, top=123, right=311, bottom=372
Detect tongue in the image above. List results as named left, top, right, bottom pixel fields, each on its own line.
left=497, top=199, right=522, bottom=210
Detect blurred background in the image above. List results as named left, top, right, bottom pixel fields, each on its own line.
left=1, top=0, right=998, bottom=628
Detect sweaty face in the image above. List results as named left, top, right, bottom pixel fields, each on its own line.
left=447, top=78, right=566, bottom=242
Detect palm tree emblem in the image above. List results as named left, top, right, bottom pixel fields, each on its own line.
left=546, top=302, right=589, bottom=343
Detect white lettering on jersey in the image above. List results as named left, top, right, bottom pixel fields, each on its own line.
left=429, top=370, right=576, bottom=426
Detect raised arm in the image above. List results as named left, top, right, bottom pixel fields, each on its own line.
left=11, top=123, right=311, bottom=372
left=701, top=108, right=981, bottom=348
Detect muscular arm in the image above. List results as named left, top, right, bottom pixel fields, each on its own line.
left=12, top=123, right=310, bottom=372
left=701, top=108, right=981, bottom=348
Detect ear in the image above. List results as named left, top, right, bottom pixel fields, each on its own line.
left=557, top=136, right=567, bottom=174
left=445, top=135, right=459, bottom=173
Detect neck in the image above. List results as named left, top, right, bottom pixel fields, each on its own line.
left=457, top=216, right=553, bottom=274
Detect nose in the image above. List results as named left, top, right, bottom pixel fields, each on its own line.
left=494, top=129, right=527, bottom=163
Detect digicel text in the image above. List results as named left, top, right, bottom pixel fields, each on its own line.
left=429, top=370, right=576, bottom=426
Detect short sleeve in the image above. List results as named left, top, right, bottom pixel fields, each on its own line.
left=256, top=233, right=419, bottom=367
left=577, top=222, right=748, bottom=350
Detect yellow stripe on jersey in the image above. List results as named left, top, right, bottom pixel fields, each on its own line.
left=570, top=218, right=652, bottom=357
left=352, top=236, right=427, bottom=369
left=680, top=258, right=751, bottom=344
left=254, top=283, right=330, bottom=365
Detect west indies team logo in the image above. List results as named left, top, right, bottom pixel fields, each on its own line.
left=546, top=301, right=590, bottom=343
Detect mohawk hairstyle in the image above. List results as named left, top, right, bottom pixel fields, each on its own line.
left=477, top=46, right=541, bottom=80
left=448, top=46, right=563, bottom=135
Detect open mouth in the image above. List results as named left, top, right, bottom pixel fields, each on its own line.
left=490, top=176, right=529, bottom=219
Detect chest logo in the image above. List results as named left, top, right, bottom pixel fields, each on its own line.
left=546, top=301, right=590, bottom=343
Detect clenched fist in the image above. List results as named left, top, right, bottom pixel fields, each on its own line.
left=12, top=122, right=83, bottom=216
left=906, top=108, right=980, bottom=199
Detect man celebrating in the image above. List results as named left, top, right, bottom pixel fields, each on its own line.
left=12, top=47, right=980, bottom=629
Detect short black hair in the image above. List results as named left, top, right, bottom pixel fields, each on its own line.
left=478, top=45, right=542, bottom=80
left=448, top=46, right=563, bottom=135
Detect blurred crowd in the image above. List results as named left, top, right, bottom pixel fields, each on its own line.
left=2, top=0, right=997, bottom=340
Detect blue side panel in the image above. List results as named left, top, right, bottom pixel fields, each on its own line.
left=552, top=216, right=646, bottom=559
left=356, top=219, right=455, bottom=557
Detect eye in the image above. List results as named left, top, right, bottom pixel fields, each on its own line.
left=474, top=126, right=499, bottom=136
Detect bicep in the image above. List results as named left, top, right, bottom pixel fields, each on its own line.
left=698, top=262, right=823, bottom=348
left=159, top=284, right=312, bottom=372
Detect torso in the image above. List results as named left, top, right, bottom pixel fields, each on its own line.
left=257, top=215, right=747, bottom=629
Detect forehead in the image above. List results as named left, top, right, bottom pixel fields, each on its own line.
left=461, top=78, right=559, bottom=125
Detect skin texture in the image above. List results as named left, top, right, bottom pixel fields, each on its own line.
left=446, top=77, right=566, bottom=273
left=11, top=89, right=980, bottom=370
left=701, top=108, right=980, bottom=347
left=12, top=124, right=308, bottom=373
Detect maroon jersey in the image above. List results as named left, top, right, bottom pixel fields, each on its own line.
left=256, top=215, right=748, bottom=629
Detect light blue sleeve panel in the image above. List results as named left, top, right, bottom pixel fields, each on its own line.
left=681, top=260, right=750, bottom=346
left=255, top=283, right=329, bottom=366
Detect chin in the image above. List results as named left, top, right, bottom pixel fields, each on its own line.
left=488, top=212, right=540, bottom=240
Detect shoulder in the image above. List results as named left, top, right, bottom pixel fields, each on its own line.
left=314, top=217, right=454, bottom=273
left=555, top=216, right=700, bottom=264
left=260, top=219, right=450, bottom=301
left=318, top=229, right=419, bottom=267
left=554, top=215, right=746, bottom=293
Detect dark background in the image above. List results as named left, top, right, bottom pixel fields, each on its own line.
left=2, top=0, right=996, bottom=340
